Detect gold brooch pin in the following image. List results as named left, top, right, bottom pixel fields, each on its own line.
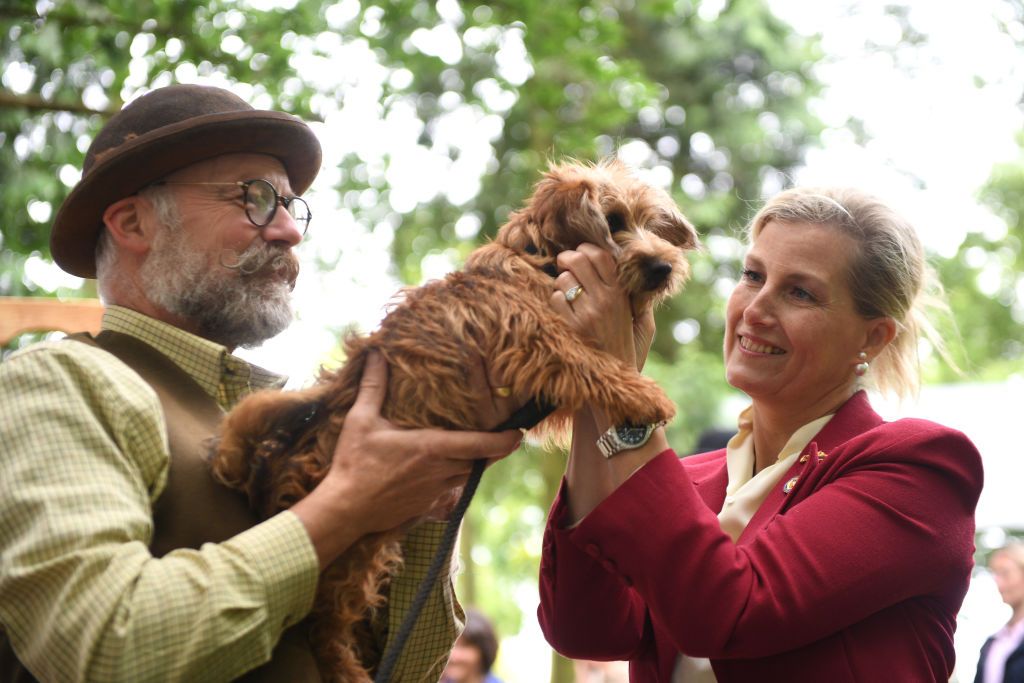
left=817, top=450, right=829, bottom=462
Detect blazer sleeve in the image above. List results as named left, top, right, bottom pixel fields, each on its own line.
left=543, top=421, right=982, bottom=659
left=537, top=478, right=653, bottom=661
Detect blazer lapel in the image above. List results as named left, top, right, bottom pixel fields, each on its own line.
left=687, top=453, right=730, bottom=513
left=736, top=391, right=884, bottom=543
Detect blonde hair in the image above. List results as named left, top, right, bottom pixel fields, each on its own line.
left=991, top=541, right=1024, bottom=572
left=746, top=187, right=953, bottom=399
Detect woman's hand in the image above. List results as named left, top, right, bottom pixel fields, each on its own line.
left=547, top=243, right=668, bottom=524
left=631, top=306, right=656, bottom=372
left=550, top=243, right=656, bottom=371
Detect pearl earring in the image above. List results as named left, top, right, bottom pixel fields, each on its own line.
left=854, top=351, right=869, bottom=376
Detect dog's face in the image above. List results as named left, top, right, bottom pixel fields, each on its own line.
left=497, top=158, right=699, bottom=308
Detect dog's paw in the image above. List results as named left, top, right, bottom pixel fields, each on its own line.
left=602, top=374, right=676, bottom=426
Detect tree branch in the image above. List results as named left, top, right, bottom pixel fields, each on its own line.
left=0, top=90, right=120, bottom=117
left=0, top=8, right=168, bottom=35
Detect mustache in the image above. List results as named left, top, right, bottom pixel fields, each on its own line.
left=218, top=243, right=300, bottom=285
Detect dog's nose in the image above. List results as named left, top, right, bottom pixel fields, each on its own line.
left=645, top=261, right=673, bottom=289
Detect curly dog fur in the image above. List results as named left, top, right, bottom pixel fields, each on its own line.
left=208, top=158, right=699, bottom=681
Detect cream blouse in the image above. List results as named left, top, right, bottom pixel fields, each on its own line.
left=673, top=407, right=835, bottom=682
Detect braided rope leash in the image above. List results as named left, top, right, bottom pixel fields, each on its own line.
left=373, top=398, right=554, bottom=683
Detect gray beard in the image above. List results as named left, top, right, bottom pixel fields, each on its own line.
left=141, top=228, right=297, bottom=349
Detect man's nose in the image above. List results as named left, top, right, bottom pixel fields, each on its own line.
left=261, top=208, right=304, bottom=247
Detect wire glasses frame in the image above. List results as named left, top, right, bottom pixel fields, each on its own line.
left=152, top=178, right=313, bottom=236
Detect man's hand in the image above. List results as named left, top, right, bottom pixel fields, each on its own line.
left=420, top=350, right=525, bottom=521
left=291, top=351, right=522, bottom=569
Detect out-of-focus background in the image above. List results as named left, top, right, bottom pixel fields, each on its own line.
left=2, top=1, right=1022, bottom=680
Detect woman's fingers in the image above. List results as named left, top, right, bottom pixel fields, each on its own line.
left=551, top=243, right=646, bottom=368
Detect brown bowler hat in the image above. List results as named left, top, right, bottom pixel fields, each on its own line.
left=50, top=83, right=323, bottom=278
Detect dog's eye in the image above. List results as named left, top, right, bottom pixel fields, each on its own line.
left=607, top=212, right=627, bottom=233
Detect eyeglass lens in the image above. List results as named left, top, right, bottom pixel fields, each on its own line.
left=244, top=179, right=311, bottom=233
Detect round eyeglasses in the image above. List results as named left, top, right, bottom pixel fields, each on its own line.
left=153, top=178, right=312, bottom=236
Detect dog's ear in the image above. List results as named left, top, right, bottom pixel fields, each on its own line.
left=527, top=164, right=610, bottom=252
left=650, top=205, right=700, bottom=250
left=207, top=385, right=328, bottom=515
left=215, top=386, right=328, bottom=462
left=494, top=208, right=539, bottom=253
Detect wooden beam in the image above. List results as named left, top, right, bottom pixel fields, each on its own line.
left=0, top=296, right=105, bottom=345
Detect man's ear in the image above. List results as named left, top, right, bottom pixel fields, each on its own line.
left=101, top=195, right=156, bottom=258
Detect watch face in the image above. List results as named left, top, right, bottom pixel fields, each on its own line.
left=616, top=424, right=652, bottom=446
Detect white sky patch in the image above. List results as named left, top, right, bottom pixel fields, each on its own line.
left=410, top=23, right=464, bottom=65
left=641, top=164, right=674, bottom=191
left=473, top=78, right=517, bottom=113
left=386, top=145, right=448, bottom=212
left=58, top=164, right=80, bottom=187
left=618, top=139, right=655, bottom=167
left=772, top=0, right=1024, bottom=258
left=324, top=0, right=360, bottom=29
left=672, top=318, right=701, bottom=344
left=454, top=213, right=482, bottom=240
left=419, top=250, right=460, bottom=282
left=2, top=61, right=35, bottom=94
left=26, top=200, right=51, bottom=223
left=495, top=28, right=532, bottom=85
left=23, top=254, right=84, bottom=291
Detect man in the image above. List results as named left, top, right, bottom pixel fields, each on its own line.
left=0, top=84, right=521, bottom=682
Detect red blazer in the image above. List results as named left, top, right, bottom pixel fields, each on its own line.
left=538, top=392, right=983, bottom=682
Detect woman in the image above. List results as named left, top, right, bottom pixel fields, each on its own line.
left=538, top=187, right=983, bottom=681
left=975, top=543, right=1024, bottom=683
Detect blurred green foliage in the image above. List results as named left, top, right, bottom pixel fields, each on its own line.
left=952, top=141, right=1024, bottom=379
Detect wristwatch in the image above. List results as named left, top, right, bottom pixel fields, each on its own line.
left=596, top=420, right=667, bottom=459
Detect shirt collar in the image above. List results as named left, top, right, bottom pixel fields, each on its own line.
left=102, top=306, right=287, bottom=409
left=724, top=405, right=835, bottom=496
left=996, top=618, right=1024, bottom=641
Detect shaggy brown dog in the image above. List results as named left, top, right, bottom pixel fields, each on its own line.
left=209, top=158, right=699, bottom=682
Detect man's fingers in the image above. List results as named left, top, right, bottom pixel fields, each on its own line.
left=444, top=472, right=472, bottom=490
left=463, top=354, right=522, bottom=430
left=352, top=350, right=388, bottom=415
left=432, top=429, right=522, bottom=462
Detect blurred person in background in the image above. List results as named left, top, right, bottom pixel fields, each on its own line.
left=575, top=659, right=630, bottom=683
left=442, top=607, right=505, bottom=683
left=975, top=542, right=1024, bottom=683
